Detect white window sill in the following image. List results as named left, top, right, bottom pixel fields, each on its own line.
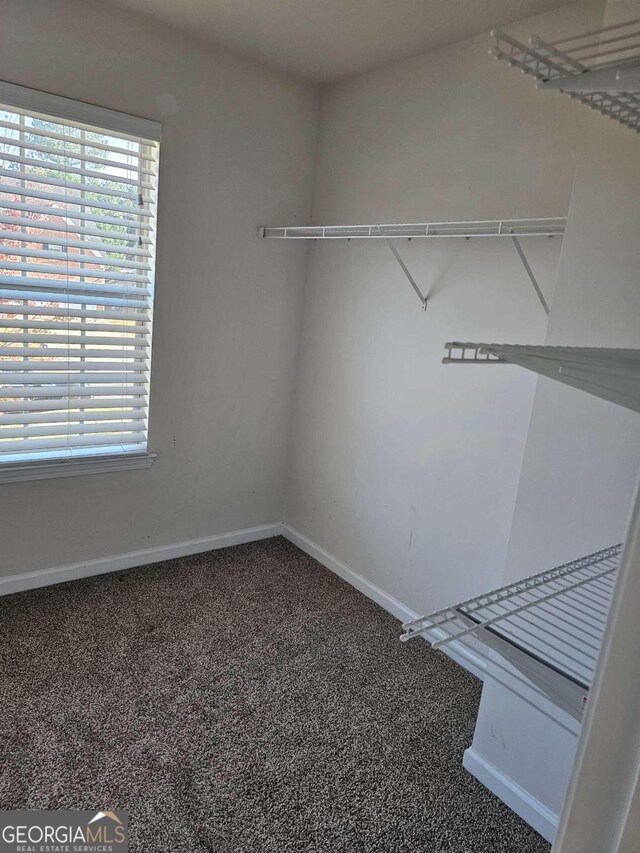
left=0, top=452, right=156, bottom=484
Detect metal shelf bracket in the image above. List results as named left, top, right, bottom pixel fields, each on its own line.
left=510, top=235, right=550, bottom=316
left=382, top=231, right=428, bottom=310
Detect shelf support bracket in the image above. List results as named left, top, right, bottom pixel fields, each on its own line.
left=382, top=234, right=427, bottom=311
left=510, top=235, right=550, bottom=317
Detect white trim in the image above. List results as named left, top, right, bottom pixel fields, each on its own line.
left=0, top=80, right=161, bottom=141
left=282, top=525, right=412, bottom=621
left=0, top=452, right=157, bottom=484
left=0, top=522, right=283, bottom=596
left=282, top=524, right=486, bottom=680
left=463, top=747, right=558, bottom=844
left=554, top=475, right=640, bottom=853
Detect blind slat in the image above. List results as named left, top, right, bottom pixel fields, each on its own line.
left=0, top=260, right=150, bottom=284
left=0, top=286, right=150, bottom=308
left=0, top=383, right=149, bottom=402
left=1, top=243, right=151, bottom=271
left=0, top=333, right=149, bottom=346
left=0, top=148, right=155, bottom=189
left=0, top=198, right=154, bottom=231
left=0, top=432, right=147, bottom=453
left=0, top=119, right=158, bottom=159
left=0, top=319, right=149, bottom=334
left=0, top=166, right=151, bottom=203
left=0, top=276, right=150, bottom=298
left=0, top=421, right=147, bottom=440
left=0, top=132, right=157, bottom=173
left=0, top=213, right=153, bottom=244
left=0, top=305, right=150, bottom=323
left=0, top=408, right=147, bottom=426
left=0, top=227, right=152, bottom=257
left=0, top=360, right=148, bottom=376
left=0, top=345, right=147, bottom=362
left=1, top=183, right=152, bottom=217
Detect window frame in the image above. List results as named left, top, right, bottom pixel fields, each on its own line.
left=0, top=82, right=161, bottom=483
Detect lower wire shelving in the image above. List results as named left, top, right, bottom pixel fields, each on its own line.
left=401, top=544, right=622, bottom=721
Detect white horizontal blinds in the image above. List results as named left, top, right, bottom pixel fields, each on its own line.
left=0, top=95, right=159, bottom=463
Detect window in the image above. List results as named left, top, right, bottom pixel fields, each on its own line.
left=0, top=83, right=160, bottom=482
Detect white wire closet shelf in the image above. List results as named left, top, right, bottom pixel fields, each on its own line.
left=402, top=544, right=621, bottom=721
left=259, top=217, right=566, bottom=312
left=491, top=19, right=640, bottom=133
left=258, top=217, right=566, bottom=240
left=442, top=343, right=640, bottom=414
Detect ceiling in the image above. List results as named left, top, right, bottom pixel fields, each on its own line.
left=98, top=0, right=571, bottom=83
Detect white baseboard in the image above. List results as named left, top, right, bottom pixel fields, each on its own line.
left=283, top=524, right=413, bottom=621
left=282, top=524, right=486, bottom=680
left=463, top=747, right=558, bottom=843
left=0, top=522, right=284, bottom=597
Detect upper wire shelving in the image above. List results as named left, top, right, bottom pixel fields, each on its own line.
left=491, top=18, right=640, bottom=133
left=259, top=217, right=565, bottom=312
left=258, top=217, right=566, bottom=240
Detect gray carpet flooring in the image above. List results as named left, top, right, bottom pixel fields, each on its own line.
left=0, top=537, right=550, bottom=852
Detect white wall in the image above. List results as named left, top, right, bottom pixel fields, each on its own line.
left=496, top=134, right=640, bottom=578
left=469, top=0, right=640, bottom=838
left=0, top=0, right=319, bottom=576
left=285, top=0, right=605, bottom=617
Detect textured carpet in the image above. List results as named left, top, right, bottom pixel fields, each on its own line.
left=0, top=537, right=550, bottom=852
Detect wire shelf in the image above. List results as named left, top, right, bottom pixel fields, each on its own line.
left=402, top=545, right=622, bottom=719
left=258, top=217, right=567, bottom=240
left=492, top=19, right=640, bottom=133
left=442, top=343, right=640, bottom=414
left=258, top=219, right=566, bottom=311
